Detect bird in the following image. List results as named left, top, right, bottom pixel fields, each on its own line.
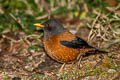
left=34, top=18, right=108, bottom=72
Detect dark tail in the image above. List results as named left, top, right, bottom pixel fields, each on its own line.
left=84, top=44, right=108, bottom=56
left=85, top=48, right=108, bottom=56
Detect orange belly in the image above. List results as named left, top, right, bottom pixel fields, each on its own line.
left=43, top=32, right=80, bottom=63
left=44, top=40, right=80, bottom=63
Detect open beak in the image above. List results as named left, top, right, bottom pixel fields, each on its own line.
left=34, top=23, right=44, bottom=28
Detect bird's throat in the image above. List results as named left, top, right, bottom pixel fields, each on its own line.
left=44, top=28, right=67, bottom=39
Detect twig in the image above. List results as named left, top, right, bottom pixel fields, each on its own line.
left=2, top=35, right=17, bottom=42
left=9, top=13, right=24, bottom=30
left=41, top=0, right=51, bottom=19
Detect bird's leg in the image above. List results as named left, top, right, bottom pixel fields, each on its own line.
left=76, top=52, right=84, bottom=68
left=59, top=63, right=66, bottom=73
left=69, top=61, right=75, bottom=70
left=70, top=61, right=74, bottom=68
left=77, top=56, right=83, bottom=68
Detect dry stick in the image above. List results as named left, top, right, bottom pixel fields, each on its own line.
left=87, top=29, right=94, bottom=42
left=9, top=13, right=24, bottom=31
left=108, top=15, right=120, bottom=35
left=77, top=56, right=83, bottom=68
left=36, top=14, right=48, bottom=20
left=98, top=20, right=109, bottom=41
left=59, top=63, right=66, bottom=73
left=27, top=34, right=41, bottom=38
left=106, top=17, right=118, bottom=40
left=92, top=11, right=101, bottom=27
left=9, top=13, right=21, bottom=26
left=84, top=3, right=89, bottom=13
left=2, top=35, right=17, bottom=42
left=22, top=38, right=31, bottom=46
left=41, top=0, right=51, bottom=19
left=88, top=11, right=101, bottom=42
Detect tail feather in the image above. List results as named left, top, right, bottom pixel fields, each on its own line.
left=85, top=47, right=108, bottom=56
left=82, top=44, right=108, bottom=56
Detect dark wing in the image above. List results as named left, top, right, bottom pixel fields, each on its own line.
left=60, top=37, right=93, bottom=49
left=60, top=37, right=108, bottom=56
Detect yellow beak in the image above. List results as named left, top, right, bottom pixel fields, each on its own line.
left=34, top=23, right=44, bottom=27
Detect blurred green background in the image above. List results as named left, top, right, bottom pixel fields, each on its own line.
left=1, top=1, right=120, bottom=79
left=0, top=0, right=120, bottom=35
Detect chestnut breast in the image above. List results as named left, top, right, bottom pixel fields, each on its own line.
left=43, top=31, right=80, bottom=63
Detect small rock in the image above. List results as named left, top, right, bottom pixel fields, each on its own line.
left=69, top=29, right=77, bottom=34
left=29, top=50, right=35, bottom=53
left=108, top=69, right=116, bottom=73
left=25, top=66, right=30, bottom=69
left=8, top=74, right=16, bottom=78
left=82, top=76, right=96, bottom=80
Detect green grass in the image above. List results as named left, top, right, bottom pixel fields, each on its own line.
left=0, top=0, right=120, bottom=80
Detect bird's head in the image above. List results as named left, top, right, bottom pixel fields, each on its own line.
left=34, top=19, right=66, bottom=38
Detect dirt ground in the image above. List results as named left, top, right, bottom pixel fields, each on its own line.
left=0, top=26, right=120, bottom=80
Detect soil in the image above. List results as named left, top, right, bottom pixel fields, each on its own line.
left=0, top=27, right=120, bottom=80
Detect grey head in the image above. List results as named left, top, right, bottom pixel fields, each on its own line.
left=42, top=19, right=66, bottom=39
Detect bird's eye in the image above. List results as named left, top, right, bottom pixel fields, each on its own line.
left=46, top=24, right=49, bottom=28
left=45, top=24, right=52, bottom=30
